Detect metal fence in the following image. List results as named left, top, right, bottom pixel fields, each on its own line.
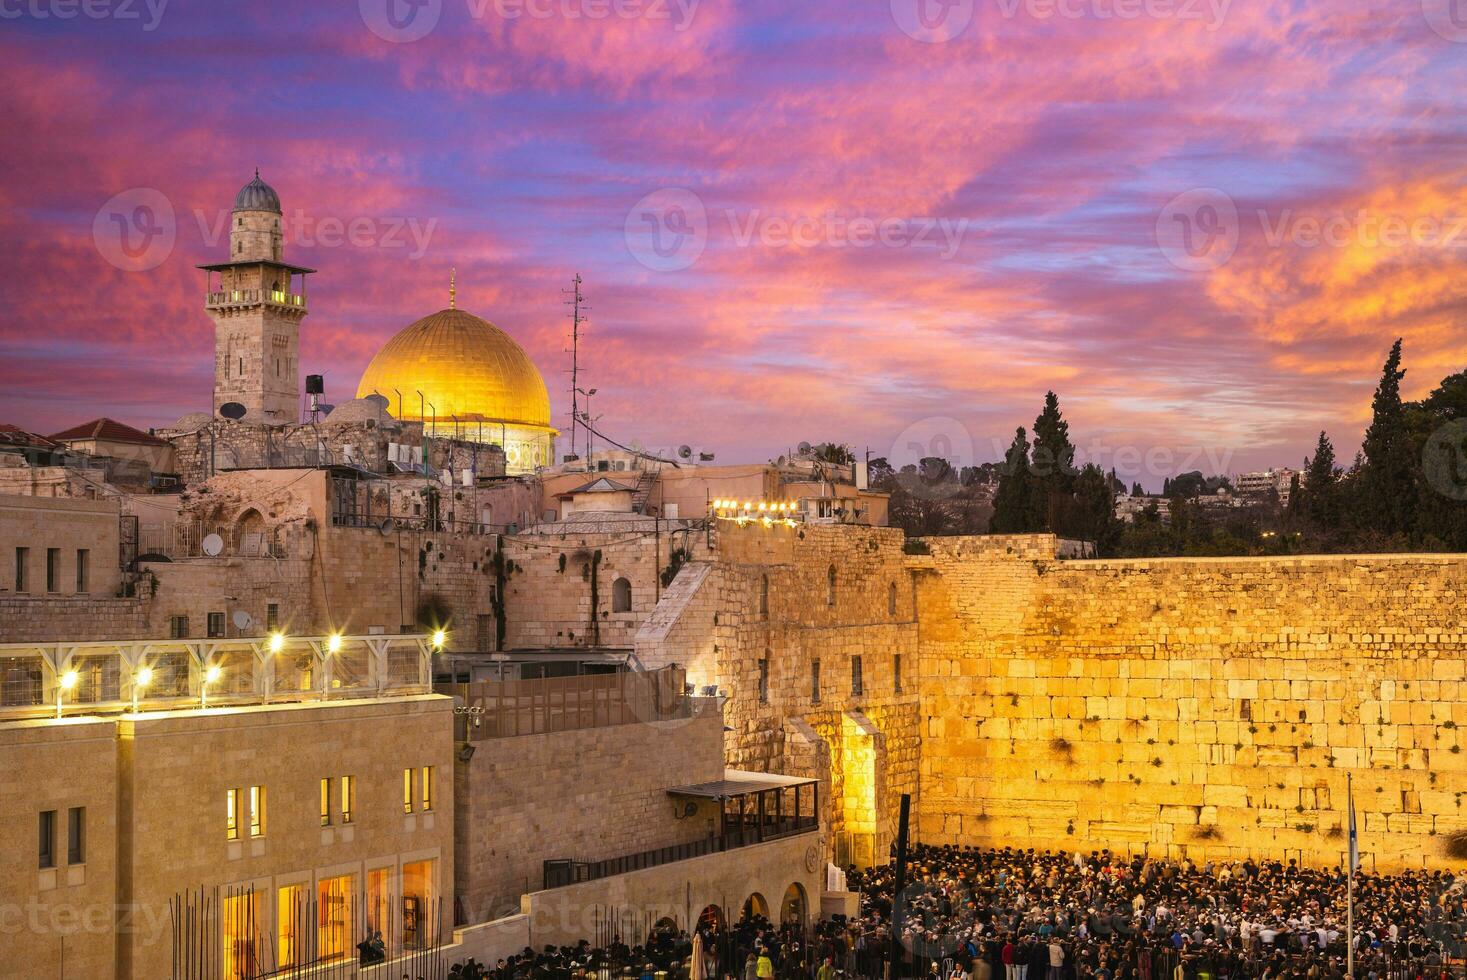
left=446, top=667, right=691, bottom=740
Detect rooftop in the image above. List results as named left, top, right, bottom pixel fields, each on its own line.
left=48, top=417, right=170, bottom=447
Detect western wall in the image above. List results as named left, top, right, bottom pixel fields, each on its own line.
left=915, top=536, right=1467, bottom=871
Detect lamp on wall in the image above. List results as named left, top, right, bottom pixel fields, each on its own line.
left=133, top=666, right=153, bottom=713
left=202, top=663, right=222, bottom=709
left=55, top=669, right=78, bottom=720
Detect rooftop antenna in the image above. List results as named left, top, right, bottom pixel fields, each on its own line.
left=449, top=267, right=456, bottom=310
left=563, top=273, right=589, bottom=460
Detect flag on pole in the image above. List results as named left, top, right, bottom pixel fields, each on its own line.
left=1347, top=775, right=1359, bottom=874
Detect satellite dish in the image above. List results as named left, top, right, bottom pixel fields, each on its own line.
left=379, top=517, right=396, bottom=536
left=232, top=610, right=253, bottom=631
left=219, top=402, right=247, bottom=421
left=202, top=533, right=224, bottom=557
left=798, top=441, right=813, bottom=455
left=678, top=445, right=693, bottom=459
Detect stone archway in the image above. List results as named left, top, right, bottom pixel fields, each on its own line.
left=698, top=904, right=724, bottom=932
left=233, top=509, right=266, bottom=556
left=741, top=893, right=769, bottom=922
left=780, top=883, right=808, bottom=925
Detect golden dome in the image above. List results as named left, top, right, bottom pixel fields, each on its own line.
left=356, top=308, right=553, bottom=429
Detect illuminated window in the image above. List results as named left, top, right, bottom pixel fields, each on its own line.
left=422, top=766, right=435, bottom=812
left=38, top=810, right=55, bottom=869
left=225, top=789, right=239, bottom=840
left=367, top=867, right=391, bottom=936
left=341, top=775, right=354, bottom=824
left=248, top=785, right=265, bottom=838
left=320, top=778, right=331, bottom=826
left=222, top=889, right=261, bottom=980
left=316, top=874, right=356, bottom=962
left=403, top=768, right=414, bottom=814
left=277, top=884, right=303, bottom=968
left=402, top=858, right=437, bottom=950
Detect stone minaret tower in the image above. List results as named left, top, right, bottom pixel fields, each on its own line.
left=199, top=171, right=312, bottom=424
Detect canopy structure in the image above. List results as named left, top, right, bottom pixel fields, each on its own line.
left=670, top=769, right=819, bottom=847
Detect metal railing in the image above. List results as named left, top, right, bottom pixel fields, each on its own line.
left=446, top=667, right=691, bottom=740
left=542, top=815, right=819, bottom=890
left=206, top=289, right=306, bottom=309
left=0, top=633, right=434, bottom=721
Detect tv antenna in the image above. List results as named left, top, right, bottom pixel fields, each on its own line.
left=563, top=273, right=589, bottom=461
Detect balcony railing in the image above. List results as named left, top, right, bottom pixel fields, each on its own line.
left=445, top=667, right=692, bottom=740
left=205, top=289, right=307, bottom=310
left=0, top=633, right=434, bottom=721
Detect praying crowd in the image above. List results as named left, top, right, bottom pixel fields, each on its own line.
left=451, top=844, right=1467, bottom=980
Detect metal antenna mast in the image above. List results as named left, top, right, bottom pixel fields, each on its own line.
left=563, top=273, right=588, bottom=461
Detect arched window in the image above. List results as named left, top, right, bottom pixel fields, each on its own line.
left=612, top=577, right=632, bottom=613
left=759, top=574, right=769, bottom=619
left=826, top=565, right=836, bottom=607
left=888, top=581, right=898, bottom=617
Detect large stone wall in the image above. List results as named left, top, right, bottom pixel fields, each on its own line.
left=915, top=540, right=1467, bottom=871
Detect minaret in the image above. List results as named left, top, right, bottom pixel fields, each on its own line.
left=199, top=171, right=313, bottom=424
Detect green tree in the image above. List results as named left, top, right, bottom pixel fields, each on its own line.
left=1354, top=340, right=1416, bottom=535
left=1300, top=430, right=1340, bottom=528
left=1066, top=463, right=1119, bottom=552
left=990, top=427, right=1033, bottom=533
left=1028, top=391, right=1076, bottom=530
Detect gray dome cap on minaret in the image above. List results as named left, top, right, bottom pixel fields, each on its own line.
left=233, top=169, right=281, bottom=213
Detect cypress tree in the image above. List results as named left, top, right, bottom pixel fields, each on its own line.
left=1356, top=340, right=1416, bottom=534
left=990, top=427, right=1033, bottom=533
left=1302, top=430, right=1339, bottom=528
left=1029, top=391, right=1077, bottom=531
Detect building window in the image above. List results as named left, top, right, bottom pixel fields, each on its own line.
left=277, top=884, right=303, bottom=968
left=75, top=550, right=89, bottom=594
left=341, top=775, right=354, bottom=824
left=67, top=807, right=85, bottom=864
left=422, top=766, right=435, bottom=811
left=888, top=581, right=897, bottom=617
left=758, top=655, right=770, bottom=704
left=226, top=789, right=239, bottom=840
left=207, top=612, right=225, bottom=638
left=38, top=810, right=55, bottom=869
left=46, top=549, right=60, bottom=593
left=811, top=660, right=821, bottom=704
left=894, top=654, right=903, bottom=694
left=852, top=656, right=864, bottom=696
left=14, top=547, right=28, bottom=593
left=266, top=603, right=279, bottom=630
left=826, top=565, right=836, bottom=607
left=320, top=778, right=331, bottom=827
left=611, top=577, right=632, bottom=613
left=248, top=785, right=265, bottom=837
left=222, top=889, right=261, bottom=980
left=403, top=768, right=414, bottom=814
left=759, top=574, right=769, bottom=619
left=170, top=615, right=190, bottom=639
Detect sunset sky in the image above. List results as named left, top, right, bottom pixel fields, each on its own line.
left=2, top=0, right=1464, bottom=488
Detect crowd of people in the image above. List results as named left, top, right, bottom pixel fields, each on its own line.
left=451, top=845, right=1467, bottom=980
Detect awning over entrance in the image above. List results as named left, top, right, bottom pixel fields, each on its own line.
left=668, top=769, right=817, bottom=800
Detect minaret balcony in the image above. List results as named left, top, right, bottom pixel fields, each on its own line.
left=205, top=289, right=308, bottom=311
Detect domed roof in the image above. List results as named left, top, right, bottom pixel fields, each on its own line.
left=355, top=307, right=552, bottom=428
left=234, top=170, right=281, bottom=213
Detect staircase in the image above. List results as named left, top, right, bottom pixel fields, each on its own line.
left=631, top=467, right=659, bottom=513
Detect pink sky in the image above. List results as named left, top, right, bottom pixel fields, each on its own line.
left=1, top=0, right=1464, bottom=488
